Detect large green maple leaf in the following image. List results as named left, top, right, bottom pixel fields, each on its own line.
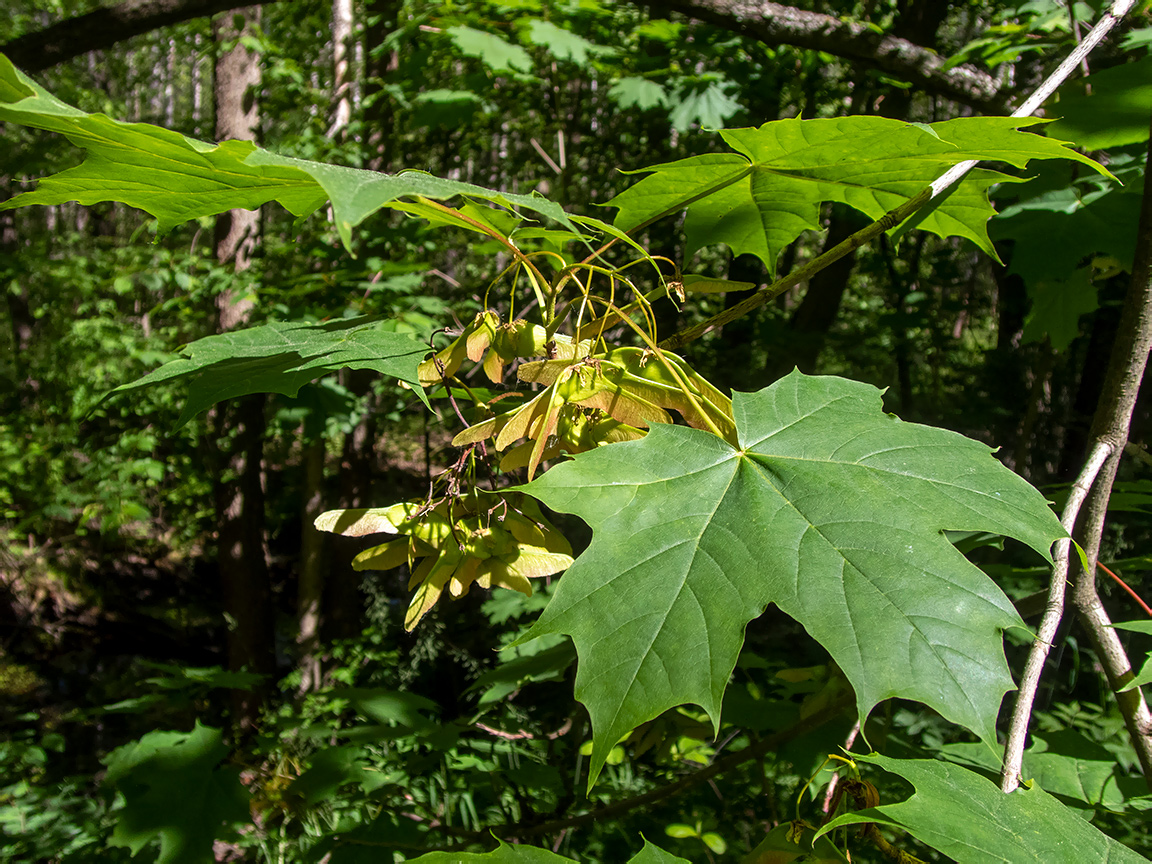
left=521, top=371, right=1063, bottom=784
left=606, top=116, right=1107, bottom=274
left=0, top=55, right=572, bottom=248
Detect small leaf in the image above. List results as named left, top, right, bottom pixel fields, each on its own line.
left=445, top=25, right=533, bottom=74
left=701, top=833, right=727, bottom=854
left=664, top=824, right=699, bottom=839
left=520, top=19, right=616, bottom=65
left=609, top=77, right=668, bottom=111
left=315, top=508, right=401, bottom=537
left=680, top=274, right=756, bottom=293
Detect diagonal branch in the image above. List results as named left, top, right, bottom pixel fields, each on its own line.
left=0, top=0, right=282, bottom=73
left=659, top=0, right=1008, bottom=114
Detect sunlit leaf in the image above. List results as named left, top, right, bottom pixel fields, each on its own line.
left=608, top=116, right=1108, bottom=274
left=0, top=55, right=573, bottom=249
left=521, top=371, right=1063, bottom=784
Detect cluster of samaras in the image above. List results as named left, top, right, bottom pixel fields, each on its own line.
left=316, top=310, right=736, bottom=628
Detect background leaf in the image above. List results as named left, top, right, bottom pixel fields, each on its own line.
left=102, top=722, right=249, bottom=864
left=445, top=25, right=534, bottom=74
left=1047, top=57, right=1152, bottom=150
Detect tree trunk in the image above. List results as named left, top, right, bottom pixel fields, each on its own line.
left=211, top=5, right=275, bottom=730
left=363, top=0, right=401, bottom=171
left=766, top=206, right=870, bottom=378
left=296, top=438, right=326, bottom=692
left=328, top=0, right=353, bottom=139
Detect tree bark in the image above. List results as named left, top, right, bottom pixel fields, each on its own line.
left=659, top=0, right=1007, bottom=114
left=766, top=206, right=869, bottom=378
left=1, top=0, right=282, bottom=73
left=211, top=6, right=275, bottom=730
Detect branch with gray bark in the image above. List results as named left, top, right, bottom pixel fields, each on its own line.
left=4, top=0, right=1004, bottom=119
left=1, top=0, right=279, bottom=73
left=660, top=0, right=1009, bottom=114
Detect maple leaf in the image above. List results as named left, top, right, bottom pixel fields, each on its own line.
left=105, top=317, right=429, bottom=426
left=102, top=722, right=249, bottom=864
left=606, top=116, right=1108, bottom=274
left=0, top=55, right=574, bottom=249
left=818, top=755, right=1148, bottom=863
left=520, top=371, right=1064, bottom=784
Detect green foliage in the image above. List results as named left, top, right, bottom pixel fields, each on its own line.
left=818, top=754, right=1148, bottom=863
left=521, top=370, right=1063, bottom=782
left=0, top=54, right=574, bottom=248
left=102, top=722, right=249, bottom=864
left=607, top=116, right=1108, bottom=272
left=107, top=317, right=432, bottom=425
left=3, top=4, right=1152, bottom=863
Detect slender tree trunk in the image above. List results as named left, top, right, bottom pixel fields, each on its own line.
left=328, top=0, right=353, bottom=138
left=363, top=0, right=401, bottom=171
left=294, top=0, right=360, bottom=691
left=1069, top=127, right=1152, bottom=782
left=296, top=438, right=326, bottom=692
left=211, top=6, right=275, bottom=730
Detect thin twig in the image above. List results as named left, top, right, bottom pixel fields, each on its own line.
left=444, top=696, right=852, bottom=844
left=1097, top=561, right=1152, bottom=618
left=1001, top=439, right=1112, bottom=792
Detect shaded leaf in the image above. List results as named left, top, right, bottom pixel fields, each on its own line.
left=816, top=754, right=1148, bottom=863
left=1112, top=620, right=1152, bottom=693
left=102, top=722, right=249, bottom=864
left=520, top=371, right=1062, bottom=784
left=608, top=77, right=668, bottom=111
left=1022, top=268, right=1098, bottom=351
left=107, top=317, right=430, bottom=426
left=1047, top=57, right=1152, bottom=150
left=521, top=19, right=615, bottom=65
left=668, top=80, right=741, bottom=131
left=445, top=25, right=533, bottom=74
left=405, top=840, right=572, bottom=863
